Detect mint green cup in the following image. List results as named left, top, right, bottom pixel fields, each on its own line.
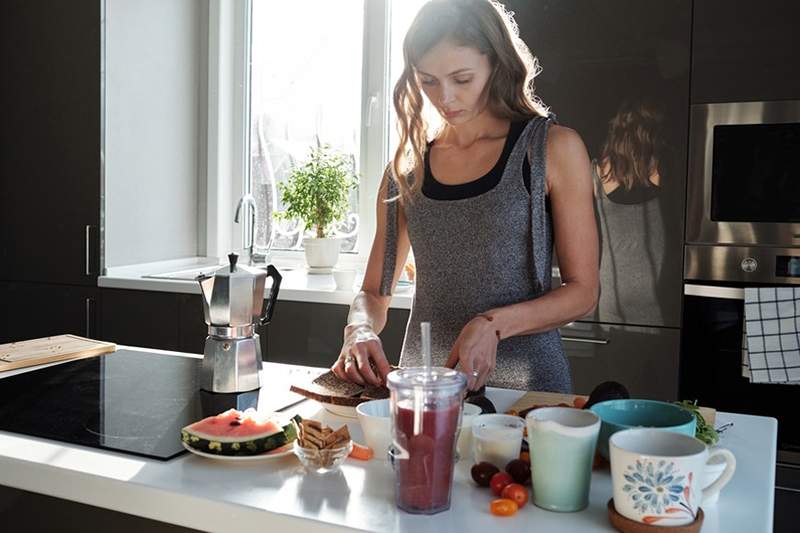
left=526, top=407, right=601, bottom=512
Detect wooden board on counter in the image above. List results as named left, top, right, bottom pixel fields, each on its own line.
left=509, top=390, right=716, bottom=426
left=0, top=335, right=116, bottom=372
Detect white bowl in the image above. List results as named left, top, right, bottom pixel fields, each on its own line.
left=457, top=403, right=483, bottom=461
left=356, top=399, right=392, bottom=460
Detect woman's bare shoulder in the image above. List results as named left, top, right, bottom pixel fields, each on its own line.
left=545, top=125, right=591, bottom=191
left=547, top=124, right=586, bottom=156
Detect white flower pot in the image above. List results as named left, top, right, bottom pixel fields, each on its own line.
left=302, top=237, right=342, bottom=269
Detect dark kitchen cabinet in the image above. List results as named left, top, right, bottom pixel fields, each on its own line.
left=99, top=290, right=409, bottom=368
left=0, top=282, right=100, bottom=344
left=507, top=0, right=691, bottom=329
left=0, top=0, right=101, bottom=285
left=265, top=301, right=409, bottom=368
left=100, top=289, right=181, bottom=351
left=692, top=0, right=800, bottom=103
left=100, top=290, right=238, bottom=355
left=177, top=293, right=208, bottom=355
left=560, top=322, right=680, bottom=400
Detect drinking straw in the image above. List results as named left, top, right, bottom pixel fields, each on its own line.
left=412, top=322, right=432, bottom=436
left=421, top=322, right=432, bottom=372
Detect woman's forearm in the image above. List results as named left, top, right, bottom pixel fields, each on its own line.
left=482, top=281, right=598, bottom=339
left=345, top=290, right=391, bottom=337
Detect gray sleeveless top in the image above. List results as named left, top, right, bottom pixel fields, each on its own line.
left=593, top=163, right=665, bottom=325
left=379, top=116, right=571, bottom=393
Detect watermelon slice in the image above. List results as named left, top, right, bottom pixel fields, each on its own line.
left=181, top=408, right=301, bottom=456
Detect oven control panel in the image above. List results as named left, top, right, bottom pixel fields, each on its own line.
left=685, top=244, right=800, bottom=285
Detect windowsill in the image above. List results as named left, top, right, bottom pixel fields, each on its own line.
left=98, top=256, right=413, bottom=310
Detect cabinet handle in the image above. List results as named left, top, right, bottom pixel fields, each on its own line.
left=85, top=225, right=93, bottom=276
left=561, top=336, right=609, bottom=345
left=85, top=297, right=94, bottom=337
left=683, top=283, right=744, bottom=300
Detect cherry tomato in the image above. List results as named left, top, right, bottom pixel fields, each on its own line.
left=501, top=483, right=529, bottom=507
left=490, top=498, right=519, bottom=517
left=489, top=471, right=514, bottom=496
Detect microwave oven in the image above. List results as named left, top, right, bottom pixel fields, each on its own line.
left=686, top=100, right=800, bottom=249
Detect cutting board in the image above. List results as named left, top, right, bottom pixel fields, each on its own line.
left=508, top=390, right=716, bottom=426
left=0, top=335, right=117, bottom=372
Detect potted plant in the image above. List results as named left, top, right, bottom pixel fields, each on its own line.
left=275, top=144, right=358, bottom=271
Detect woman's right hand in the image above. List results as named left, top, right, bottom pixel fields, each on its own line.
left=331, top=324, right=392, bottom=387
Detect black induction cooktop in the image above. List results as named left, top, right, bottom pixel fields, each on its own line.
left=0, top=349, right=272, bottom=460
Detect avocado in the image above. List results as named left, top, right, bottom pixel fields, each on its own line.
left=583, top=381, right=630, bottom=409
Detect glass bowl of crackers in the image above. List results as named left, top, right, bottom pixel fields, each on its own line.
left=294, top=419, right=353, bottom=474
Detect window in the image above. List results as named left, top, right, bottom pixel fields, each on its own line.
left=249, top=0, right=366, bottom=255
left=244, top=0, right=427, bottom=260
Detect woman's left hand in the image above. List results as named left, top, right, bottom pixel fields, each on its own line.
left=445, top=316, right=499, bottom=391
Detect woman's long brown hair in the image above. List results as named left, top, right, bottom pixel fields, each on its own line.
left=598, top=102, right=665, bottom=191
left=390, top=0, right=548, bottom=202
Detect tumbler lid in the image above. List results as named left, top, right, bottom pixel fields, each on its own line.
left=386, top=367, right=467, bottom=394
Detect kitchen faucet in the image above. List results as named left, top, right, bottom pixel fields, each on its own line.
left=234, top=193, right=261, bottom=265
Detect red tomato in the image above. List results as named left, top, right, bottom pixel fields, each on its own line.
left=501, top=483, right=529, bottom=507
left=490, top=498, right=519, bottom=517
left=489, top=471, right=514, bottom=496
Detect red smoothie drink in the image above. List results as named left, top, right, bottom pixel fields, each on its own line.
left=393, top=400, right=461, bottom=513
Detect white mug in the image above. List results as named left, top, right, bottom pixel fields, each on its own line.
left=332, top=269, right=356, bottom=290
left=610, top=428, right=736, bottom=526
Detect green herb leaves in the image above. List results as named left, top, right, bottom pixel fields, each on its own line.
left=675, top=399, right=719, bottom=446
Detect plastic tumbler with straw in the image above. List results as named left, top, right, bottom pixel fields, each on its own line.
left=387, top=322, right=467, bottom=514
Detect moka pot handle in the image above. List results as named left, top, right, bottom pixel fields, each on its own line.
left=260, top=264, right=282, bottom=326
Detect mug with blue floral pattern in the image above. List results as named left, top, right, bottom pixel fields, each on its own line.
left=610, top=428, right=736, bottom=526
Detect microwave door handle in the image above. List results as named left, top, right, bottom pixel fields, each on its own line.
left=683, top=284, right=744, bottom=300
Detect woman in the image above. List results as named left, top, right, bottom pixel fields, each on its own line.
left=331, top=0, right=598, bottom=393
left=593, top=101, right=667, bottom=325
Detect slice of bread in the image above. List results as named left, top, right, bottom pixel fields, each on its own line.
left=290, top=370, right=391, bottom=406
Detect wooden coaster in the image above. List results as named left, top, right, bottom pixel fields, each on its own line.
left=607, top=498, right=704, bottom=533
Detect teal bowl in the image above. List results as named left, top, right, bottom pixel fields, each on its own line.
left=590, top=399, right=697, bottom=459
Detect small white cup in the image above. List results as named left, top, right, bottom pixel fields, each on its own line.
left=610, top=428, right=736, bottom=526
left=456, top=403, right=482, bottom=461
left=332, top=269, right=356, bottom=291
left=356, top=399, right=392, bottom=461
left=472, top=414, right=525, bottom=468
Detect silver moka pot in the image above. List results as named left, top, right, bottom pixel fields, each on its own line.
left=196, top=253, right=282, bottom=393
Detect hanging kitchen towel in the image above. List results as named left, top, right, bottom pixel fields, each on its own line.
left=741, top=321, right=751, bottom=380
left=744, top=287, right=800, bottom=384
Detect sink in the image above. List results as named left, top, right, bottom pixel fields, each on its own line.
left=144, top=264, right=295, bottom=281
left=142, top=266, right=221, bottom=281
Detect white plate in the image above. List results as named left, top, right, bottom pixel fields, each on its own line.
left=181, top=441, right=296, bottom=461
left=321, top=402, right=358, bottom=419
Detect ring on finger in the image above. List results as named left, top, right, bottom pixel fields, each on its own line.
left=345, top=354, right=355, bottom=366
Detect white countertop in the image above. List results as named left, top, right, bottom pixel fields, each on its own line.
left=0, top=348, right=776, bottom=532
left=99, top=256, right=414, bottom=309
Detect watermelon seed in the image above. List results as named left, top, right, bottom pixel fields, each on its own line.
left=229, top=420, right=242, bottom=426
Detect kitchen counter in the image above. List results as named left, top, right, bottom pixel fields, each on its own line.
left=0, top=348, right=776, bottom=532
left=99, top=256, right=414, bottom=309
